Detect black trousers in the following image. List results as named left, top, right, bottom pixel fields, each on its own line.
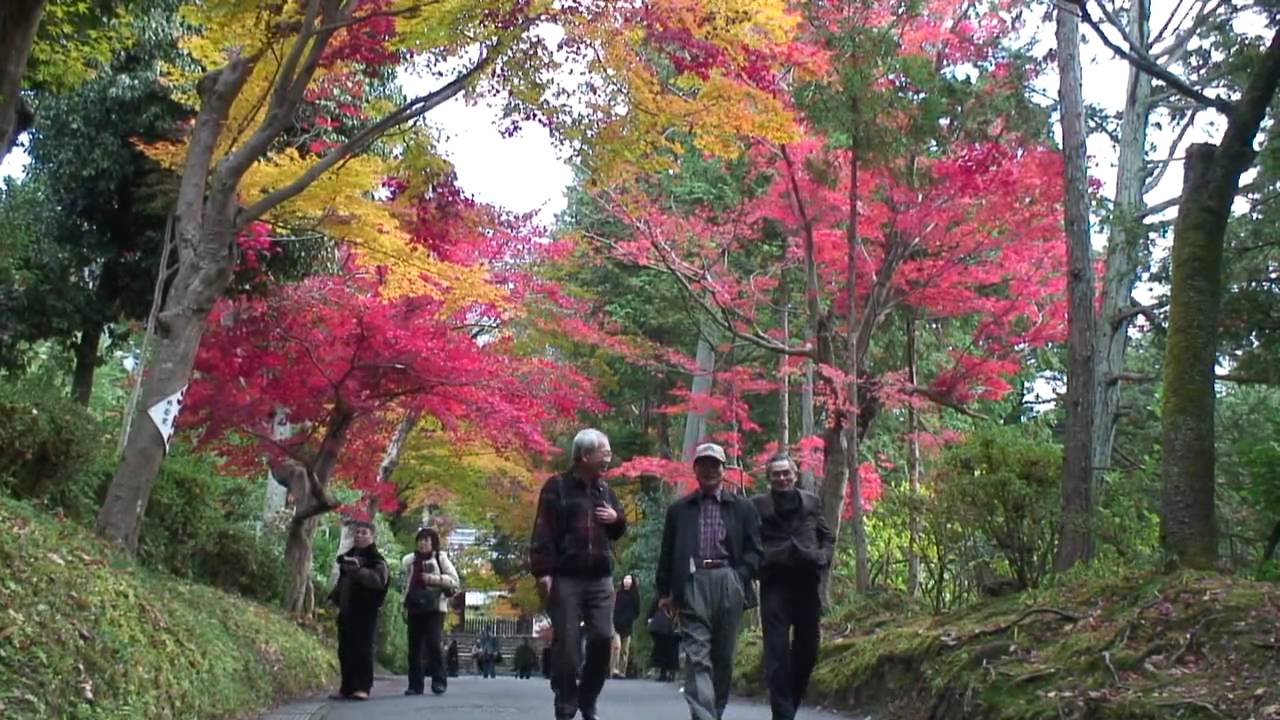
left=760, top=577, right=821, bottom=720
left=407, top=611, right=446, bottom=693
left=337, top=611, right=379, bottom=695
left=548, top=575, right=614, bottom=719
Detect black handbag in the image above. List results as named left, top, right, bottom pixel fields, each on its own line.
left=647, top=608, right=675, bottom=636
left=406, top=584, right=442, bottom=613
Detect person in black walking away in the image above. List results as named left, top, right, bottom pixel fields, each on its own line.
left=447, top=638, right=460, bottom=677
left=751, top=454, right=834, bottom=720
left=645, top=596, right=679, bottom=682
left=530, top=428, right=627, bottom=720
left=328, top=521, right=390, bottom=701
left=401, top=527, right=459, bottom=696
left=479, top=628, right=500, bottom=678
left=610, top=573, right=640, bottom=678
left=514, top=637, right=538, bottom=679
left=656, top=442, right=763, bottom=720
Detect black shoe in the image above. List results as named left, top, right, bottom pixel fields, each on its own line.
left=404, top=688, right=423, bottom=696
left=431, top=681, right=447, bottom=695
left=581, top=708, right=601, bottom=720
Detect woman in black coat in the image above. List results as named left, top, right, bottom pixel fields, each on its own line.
left=611, top=574, right=641, bottom=677
left=328, top=521, right=390, bottom=701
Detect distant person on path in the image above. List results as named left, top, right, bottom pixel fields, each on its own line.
left=514, top=637, right=538, bottom=679
left=327, top=521, right=390, bottom=701
left=655, top=442, right=762, bottom=720
left=530, top=428, right=628, bottom=720
left=471, top=637, right=485, bottom=675
left=400, top=527, right=459, bottom=696
left=479, top=629, right=500, bottom=678
left=646, top=597, right=680, bottom=682
left=447, top=639, right=460, bottom=677
left=751, top=454, right=834, bottom=720
left=611, top=573, right=641, bottom=678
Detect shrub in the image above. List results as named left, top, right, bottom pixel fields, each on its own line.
left=137, top=445, right=287, bottom=604
left=930, top=424, right=1061, bottom=591
left=0, top=377, right=103, bottom=505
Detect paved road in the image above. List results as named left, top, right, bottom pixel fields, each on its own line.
left=286, top=675, right=866, bottom=720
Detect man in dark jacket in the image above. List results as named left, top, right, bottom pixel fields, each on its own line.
left=656, top=443, right=763, bottom=720
left=751, top=453, right=835, bottom=720
left=530, top=428, right=627, bottom=720
left=328, top=521, right=390, bottom=701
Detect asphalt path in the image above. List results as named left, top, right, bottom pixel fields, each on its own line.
left=306, top=674, right=867, bottom=720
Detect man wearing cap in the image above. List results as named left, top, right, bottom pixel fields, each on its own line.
left=655, top=442, right=763, bottom=720
left=751, top=453, right=834, bottom=720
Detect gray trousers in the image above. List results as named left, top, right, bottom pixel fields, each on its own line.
left=548, top=575, right=615, bottom=718
left=680, top=566, right=746, bottom=720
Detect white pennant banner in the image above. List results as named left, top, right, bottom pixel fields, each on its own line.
left=147, top=384, right=188, bottom=453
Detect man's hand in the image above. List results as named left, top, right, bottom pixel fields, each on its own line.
left=594, top=504, right=619, bottom=524
left=536, top=575, right=554, bottom=600
left=657, top=595, right=673, bottom=614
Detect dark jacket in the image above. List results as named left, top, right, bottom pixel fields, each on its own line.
left=655, top=488, right=763, bottom=610
left=530, top=471, right=627, bottom=579
left=613, top=585, right=640, bottom=636
left=328, top=544, right=390, bottom=616
left=751, top=488, right=835, bottom=584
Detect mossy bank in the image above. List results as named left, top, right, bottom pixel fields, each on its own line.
left=735, top=572, right=1280, bottom=719
left=0, top=497, right=335, bottom=719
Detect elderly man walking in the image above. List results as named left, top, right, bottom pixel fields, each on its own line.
left=530, top=428, right=628, bottom=720
left=656, top=443, right=763, bottom=720
left=752, top=454, right=834, bottom=720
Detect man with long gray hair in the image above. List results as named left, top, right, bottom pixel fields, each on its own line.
left=530, top=428, right=627, bottom=720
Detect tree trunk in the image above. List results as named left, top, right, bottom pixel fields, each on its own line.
left=284, top=516, right=320, bottom=617
left=1055, top=3, right=1098, bottom=572
left=263, top=407, right=292, bottom=520
left=906, top=312, right=922, bottom=597
left=800, top=356, right=815, bottom=490
left=284, top=407, right=355, bottom=615
left=96, top=58, right=253, bottom=551
left=378, top=408, right=422, bottom=485
left=681, top=333, right=716, bottom=461
left=1264, top=521, right=1280, bottom=564
left=71, top=317, right=104, bottom=405
left=1160, top=30, right=1280, bottom=568
left=778, top=304, right=790, bottom=449
left=1092, top=0, right=1152, bottom=481
left=844, top=145, right=870, bottom=593
left=0, top=0, right=44, bottom=161
left=1160, top=145, right=1223, bottom=568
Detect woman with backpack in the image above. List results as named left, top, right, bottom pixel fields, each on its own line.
left=401, top=528, right=459, bottom=695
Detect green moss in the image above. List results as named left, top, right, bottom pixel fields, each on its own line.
left=0, top=497, right=336, bottom=719
left=736, top=570, right=1280, bottom=719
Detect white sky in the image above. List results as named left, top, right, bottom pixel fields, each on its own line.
left=0, top=4, right=1255, bottom=235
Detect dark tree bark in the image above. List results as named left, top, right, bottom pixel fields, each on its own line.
left=71, top=317, right=104, bottom=405
left=1055, top=3, right=1098, bottom=571
left=0, top=0, right=45, bottom=161
left=1160, top=29, right=1280, bottom=569
left=1264, top=521, right=1280, bottom=564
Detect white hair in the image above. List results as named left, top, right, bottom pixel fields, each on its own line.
left=571, top=428, right=610, bottom=464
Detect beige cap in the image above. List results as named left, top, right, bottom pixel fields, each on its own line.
left=693, top=443, right=727, bottom=464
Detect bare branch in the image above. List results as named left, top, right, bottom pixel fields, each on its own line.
left=903, top=385, right=990, bottom=420
left=1145, top=109, right=1198, bottom=193
left=237, top=36, right=512, bottom=226
left=1070, top=0, right=1233, bottom=113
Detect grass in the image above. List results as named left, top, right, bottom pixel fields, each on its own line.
left=0, top=496, right=336, bottom=719
left=736, top=571, right=1280, bottom=719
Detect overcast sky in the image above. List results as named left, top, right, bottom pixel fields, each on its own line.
left=0, top=5, right=1250, bottom=234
